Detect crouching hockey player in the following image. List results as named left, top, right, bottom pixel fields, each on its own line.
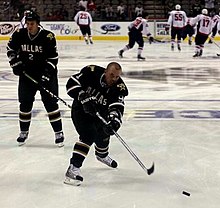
left=64, top=62, right=128, bottom=186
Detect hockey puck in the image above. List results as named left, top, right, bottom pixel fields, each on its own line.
left=182, top=191, right=190, bottom=196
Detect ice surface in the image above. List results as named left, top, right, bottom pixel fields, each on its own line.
left=0, top=40, right=220, bottom=208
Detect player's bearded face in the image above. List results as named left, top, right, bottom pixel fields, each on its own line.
left=104, top=67, right=121, bottom=86
left=26, top=21, right=39, bottom=35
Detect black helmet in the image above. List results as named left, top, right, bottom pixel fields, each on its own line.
left=25, top=11, right=40, bottom=24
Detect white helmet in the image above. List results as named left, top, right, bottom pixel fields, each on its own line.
left=175, top=4, right=181, bottom=10
left=202, top=9, right=208, bottom=15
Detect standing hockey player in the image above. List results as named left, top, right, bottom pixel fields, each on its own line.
left=7, top=11, right=65, bottom=147
left=182, top=17, right=195, bottom=45
left=166, top=4, right=187, bottom=51
left=118, top=13, right=154, bottom=60
left=64, top=62, right=128, bottom=186
left=74, top=6, right=93, bottom=44
left=208, top=12, right=220, bottom=43
left=190, top=9, right=213, bottom=57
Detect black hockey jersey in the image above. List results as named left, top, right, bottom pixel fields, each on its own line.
left=7, top=27, right=58, bottom=79
left=66, top=65, right=128, bottom=118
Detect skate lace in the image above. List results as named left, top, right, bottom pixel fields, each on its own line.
left=20, top=132, right=28, bottom=139
left=55, top=132, right=64, bottom=139
left=99, top=156, right=113, bottom=166
left=68, top=165, right=81, bottom=177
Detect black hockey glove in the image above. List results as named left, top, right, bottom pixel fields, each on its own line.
left=41, top=68, right=52, bottom=83
left=78, top=91, right=97, bottom=116
left=103, top=111, right=121, bottom=136
left=41, top=62, right=56, bottom=84
left=9, top=57, right=24, bottom=76
left=149, top=36, right=154, bottom=44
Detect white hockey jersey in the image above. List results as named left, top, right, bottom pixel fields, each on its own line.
left=190, top=14, right=213, bottom=35
left=74, top=11, right=92, bottom=26
left=128, top=17, right=143, bottom=31
left=19, top=16, right=26, bottom=29
left=168, top=10, right=187, bottom=28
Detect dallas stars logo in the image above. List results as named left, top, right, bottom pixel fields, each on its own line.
left=117, top=83, right=126, bottom=91
left=47, top=33, right=54, bottom=40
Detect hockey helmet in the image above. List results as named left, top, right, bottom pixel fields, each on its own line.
left=25, top=11, right=40, bottom=24
left=202, top=9, right=208, bottom=15
left=175, top=4, right=181, bottom=10
left=24, top=10, right=31, bottom=16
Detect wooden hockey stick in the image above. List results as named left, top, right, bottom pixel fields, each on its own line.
left=96, top=112, right=155, bottom=175
left=23, top=72, right=72, bottom=109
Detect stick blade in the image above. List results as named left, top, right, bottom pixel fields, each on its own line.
left=147, top=162, right=155, bottom=175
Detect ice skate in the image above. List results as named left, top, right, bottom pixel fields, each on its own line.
left=55, top=132, right=64, bottom=147
left=89, top=40, right=93, bottom=44
left=137, top=55, right=145, bottom=61
left=177, top=44, right=181, bottom=51
left=118, top=50, right=123, bottom=58
left=96, top=155, right=118, bottom=168
left=171, top=44, right=174, bottom=51
left=208, top=38, right=213, bottom=44
left=17, top=131, right=28, bottom=146
left=188, top=40, right=192, bottom=45
left=64, top=164, right=83, bottom=186
left=85, top=39, right=89, bottom=45
left=198, top=50, right=203, bottom=57
left=193, top=52, right=199, bottom=57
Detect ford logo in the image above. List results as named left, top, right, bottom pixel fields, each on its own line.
left=101, top=24, right=120, bottom=32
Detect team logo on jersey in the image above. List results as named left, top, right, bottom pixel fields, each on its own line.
left=47, top=33, right=54, bottom=40
left=117, top=83, right=126, bottom=91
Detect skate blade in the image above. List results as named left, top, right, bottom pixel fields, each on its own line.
left=18, top=142, right=26, bottom=146
left=64, top=177, right=82, bottom=186
left=56, top=142, right=64, bottom=148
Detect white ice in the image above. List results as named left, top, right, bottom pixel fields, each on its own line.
left=0, top=40, right=220, bottom=208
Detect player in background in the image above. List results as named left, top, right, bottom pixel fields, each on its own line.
left=118, top=13, right=154, bottom=61
left=166, top=4, right=187, bottom=51
left=182, top=17, right=195, bottom=45
left=74, top=6, right=93, bottom=44
left=208, top=11, right=220, bottom=43
left=190, top=9, right=213, bottom=57
left=19, top=10, right=31, bottom=29
left=64, top=62, right=128, bottom=186
left=6, top=11, right=65, bottom=147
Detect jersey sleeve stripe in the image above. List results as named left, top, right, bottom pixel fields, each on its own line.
left=67, top=85, right=81, bottom=94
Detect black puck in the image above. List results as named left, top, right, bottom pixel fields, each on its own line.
left=182, top=191, right=190, bottom=196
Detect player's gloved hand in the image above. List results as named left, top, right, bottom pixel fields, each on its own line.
left=149, top=36, right=154, bottom=44
left=41, top=68, right=51, bottom=83
left=78, top=90, right=97, bottom=116
left=103, top=111, right=121, bottom=136
left=41, top=62, right=56, bottom=83
left=9, top=57, right=24, bottom=76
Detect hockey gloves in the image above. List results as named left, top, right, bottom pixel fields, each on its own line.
left=104, top=111, right=121, bottom=136
left=78, top=91, right=97, bottom=116
left=148, top=36, right=154, bottom=44
left=41, top=62, right=57, bottom=83
left=9, top=57, right=24, bottom=76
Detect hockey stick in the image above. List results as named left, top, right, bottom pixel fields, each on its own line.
left=96, top=112, right=155, bottom=175
left=211, top=40, right=220, bottom=56
left=23, top=72, right=72, bottom=109
left=91, top=28, right=109, bottom=34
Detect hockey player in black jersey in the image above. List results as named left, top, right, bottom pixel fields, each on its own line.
left=64, top=62, right=128, bottom=186
left=6, top=11, right=65, bottom=147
